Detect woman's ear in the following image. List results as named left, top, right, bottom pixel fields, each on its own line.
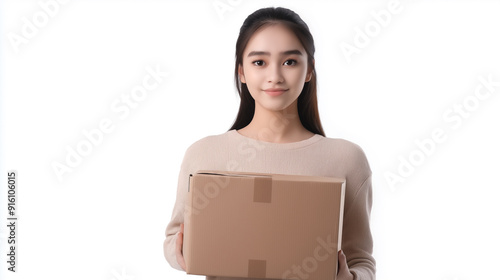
left=238, top=64, right=246, bottom=84
left=305, top=59, right=315, bottom=82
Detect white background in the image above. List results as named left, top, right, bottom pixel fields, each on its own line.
left=1, top=1, right=499, bottom=280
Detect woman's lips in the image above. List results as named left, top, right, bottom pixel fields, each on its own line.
left=264, top=89, right=288, bottom=96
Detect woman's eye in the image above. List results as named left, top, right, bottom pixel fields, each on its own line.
left=252, top=60, right=265, bottom=66
left=252, top=59, right=297, bottom=66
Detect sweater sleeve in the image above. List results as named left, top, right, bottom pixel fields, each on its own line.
left=342, top=173, right=376, bottom=280
left=163, top=145, right=193, bottom=271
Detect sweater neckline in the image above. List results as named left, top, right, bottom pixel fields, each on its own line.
left=228, top=129, right=324, bottom=149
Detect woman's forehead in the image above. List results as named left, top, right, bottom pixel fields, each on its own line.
left=244, top=24, right=304, bottom=55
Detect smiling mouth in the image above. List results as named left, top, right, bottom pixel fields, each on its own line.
left=264, top=89, right=288, bottom=96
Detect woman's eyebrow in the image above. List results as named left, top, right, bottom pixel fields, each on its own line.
left=247, top=49, right=303, bottom=57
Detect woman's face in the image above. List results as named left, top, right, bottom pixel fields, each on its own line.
left=239, top=23, right=312, bottom=113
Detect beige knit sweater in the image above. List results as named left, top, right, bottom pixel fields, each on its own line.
left=163, top=129, right=376, bottom=280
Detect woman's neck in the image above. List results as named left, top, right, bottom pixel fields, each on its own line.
left=237, top=102, right=314, bottom=143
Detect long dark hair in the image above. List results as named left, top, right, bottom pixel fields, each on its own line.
left=228, top=6, right=325, bottom=137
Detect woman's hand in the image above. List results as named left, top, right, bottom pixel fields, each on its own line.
left=176, top=223, right=187, bottom=271
left=337, top=250, right=354, bottom=280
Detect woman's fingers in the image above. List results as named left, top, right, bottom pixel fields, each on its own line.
left=176, top=224, right=187, bottom=271
left=337, top=250, right=354, bottom=280
left=338, top=250, right=347, bottom=270
left=176, top=230, right=182, bottom=253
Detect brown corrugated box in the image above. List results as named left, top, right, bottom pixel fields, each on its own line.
left=183, top=170, right=346, bottom=280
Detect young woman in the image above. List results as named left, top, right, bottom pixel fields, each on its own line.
left=163, top=7, right=375, bottom=280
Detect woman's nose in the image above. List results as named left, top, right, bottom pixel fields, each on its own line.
left=267, top=63, right=284, bottom=83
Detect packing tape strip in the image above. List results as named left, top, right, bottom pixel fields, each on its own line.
left=253, top=176, right=272, bottom=203
left=248, top=259, right=267, bottom=278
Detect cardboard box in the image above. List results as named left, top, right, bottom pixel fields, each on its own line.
left=183, top=170, right=346, bottom=280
